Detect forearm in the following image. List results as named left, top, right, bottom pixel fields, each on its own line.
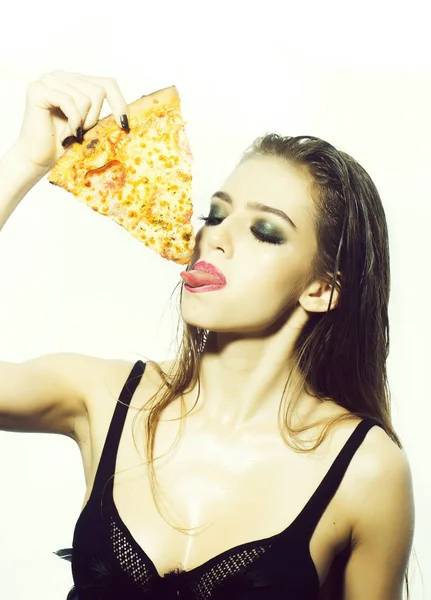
left=0, top=143, right=49, bottom=231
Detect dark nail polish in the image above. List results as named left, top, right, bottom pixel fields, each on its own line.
left=62, top=135, right=79, bottom=148
left=76, top=127, right=84, bottom=143
left=120, top=114, right=129, bottom=132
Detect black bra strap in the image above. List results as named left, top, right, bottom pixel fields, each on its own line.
left=290, top=418, right=383, bottom=540
left=91, top=360, right=146, bottom=499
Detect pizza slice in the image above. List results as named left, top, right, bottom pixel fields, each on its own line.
left=48, top=85, right=195, bottom=265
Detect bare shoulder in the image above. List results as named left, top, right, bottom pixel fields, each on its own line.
left=85, top=357, right=167, bottom=411
left=318, top=420, right=415, bottom=599
left=349, top=423, right=411, bottom=486
left=72, top=356, right=137, bottom=443
left=319, top=419, right=414, bottom=600
left=342, top=421, right=414, bottom=545
left=77, top=357, right=170, bottom=440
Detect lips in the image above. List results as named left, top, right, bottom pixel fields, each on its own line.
left=180, top=261, right=226, bottom=288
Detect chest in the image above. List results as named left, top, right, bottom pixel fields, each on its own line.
left=77, top=394, right=355, bottom=589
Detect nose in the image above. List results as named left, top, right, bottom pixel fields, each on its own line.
left=199, top=220, right=234, bottom=258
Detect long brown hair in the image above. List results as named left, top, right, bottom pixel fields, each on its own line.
left=123, top=134, right=413, bottom=596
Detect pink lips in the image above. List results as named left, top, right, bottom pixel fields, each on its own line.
left=180, top=261, right=227, bottom=289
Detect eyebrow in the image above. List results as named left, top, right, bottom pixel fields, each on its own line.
left=211, top=191, right=298, bottom=231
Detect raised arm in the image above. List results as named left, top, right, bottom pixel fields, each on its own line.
left=0, top=353, right=106, bottom=438
left=0, top=71, right=130, bottom=438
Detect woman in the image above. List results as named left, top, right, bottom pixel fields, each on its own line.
left=0, top=71, right=415, bottom=599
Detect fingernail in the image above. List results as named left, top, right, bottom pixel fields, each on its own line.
left=62, top=135, right=79, bottom=148
left=76, top=127, right=84, bottom=143
left=120, top=115, right=129, bottom=132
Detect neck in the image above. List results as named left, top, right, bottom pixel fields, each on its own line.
left=186, top=309, right=315, bottom=432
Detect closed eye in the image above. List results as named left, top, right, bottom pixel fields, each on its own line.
left=198, top=214, right=284, bottom=245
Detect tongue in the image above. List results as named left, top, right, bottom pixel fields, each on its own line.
left=180, top=270, right=222, bottom=288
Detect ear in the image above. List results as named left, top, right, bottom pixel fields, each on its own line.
left=299, top=277, right=340, bottom=313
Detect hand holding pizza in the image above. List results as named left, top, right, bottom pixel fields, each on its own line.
left=1, top=71, right=194, bottom=263
left=14, top=70, right=130, bottom=171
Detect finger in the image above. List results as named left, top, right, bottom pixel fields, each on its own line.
left=26, top=81, right=83, bottom=141
left=81, top=74, right=130, bottom=131
left=51, top=71, right=106, bottom=131
left=40, top=72, right=92, bottom=132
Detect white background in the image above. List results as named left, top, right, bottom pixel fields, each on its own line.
left=0, top=0, right=429, bottom=598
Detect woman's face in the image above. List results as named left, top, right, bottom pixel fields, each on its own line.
left=181, top=154, right=320, bottom=334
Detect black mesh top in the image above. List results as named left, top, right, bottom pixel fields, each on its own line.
left=56, top=360, right=382, bottom=599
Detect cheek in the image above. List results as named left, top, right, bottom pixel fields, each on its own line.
left=227, top=262, right=302, bottom=318
left=256, top=255, right=312, bottom=312
left=238, top=249, right=304, bottom=293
